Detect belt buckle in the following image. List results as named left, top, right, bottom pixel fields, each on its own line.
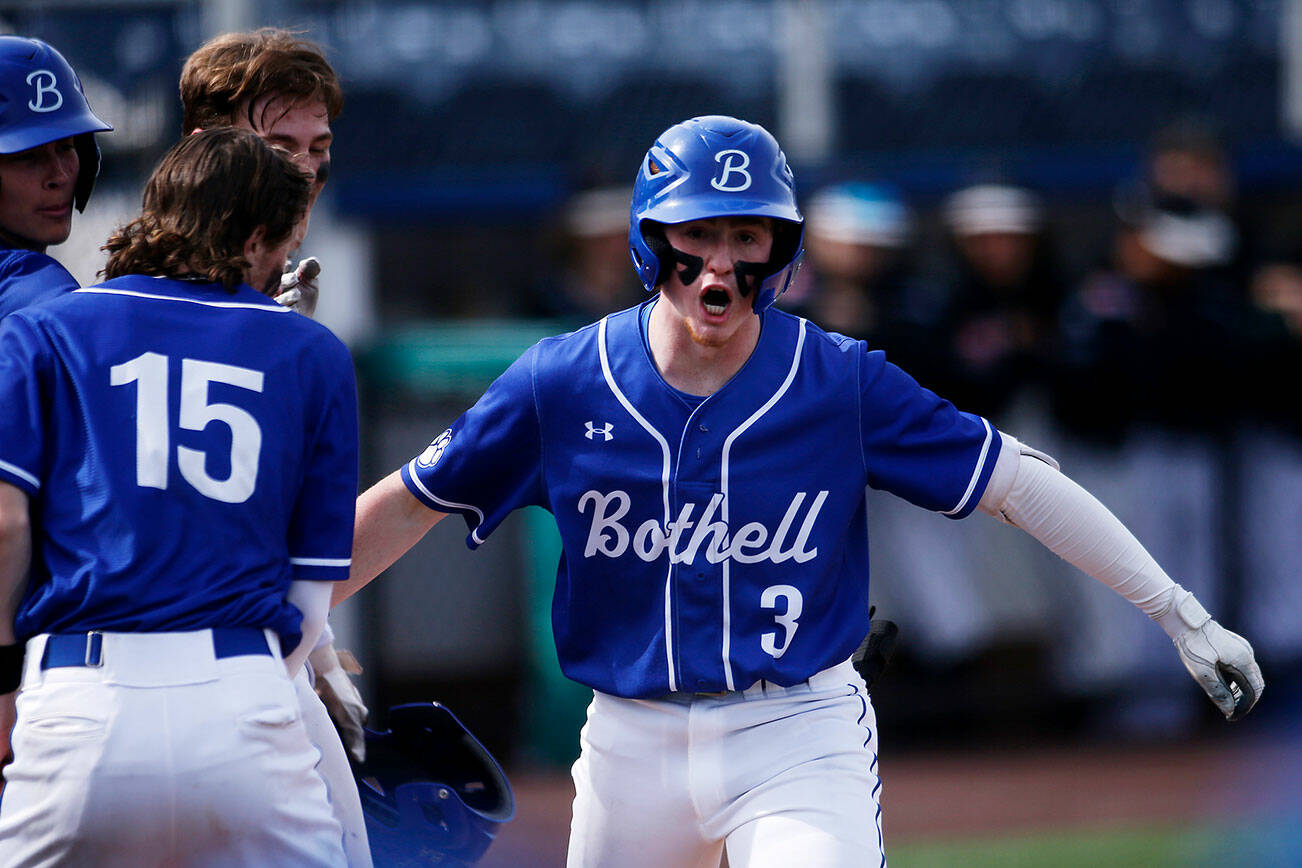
left=84, top=631, right=104, bottom=667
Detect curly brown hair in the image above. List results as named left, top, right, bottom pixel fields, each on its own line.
left=102, top=128, right=311, bottom=291
left=179, top=27, right=343, bottom=134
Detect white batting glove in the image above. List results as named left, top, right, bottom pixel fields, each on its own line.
left=275, top=256, right=321, bottom=318
left=1156, top=591, right=1264, bottom=721
left=308, top=641, right=369, bottom=763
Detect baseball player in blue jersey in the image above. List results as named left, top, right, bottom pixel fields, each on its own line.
left=0, top=36, right=111, bottom=320
left=0, top=127, right=357, bottom=866
left=335, top=116, right=1264, bottom=867
left=180, top=31, right=374, bottom=867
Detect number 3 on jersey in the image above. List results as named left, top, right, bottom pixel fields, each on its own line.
left=761, top=584, right=803, bottom=658
left=110, top=351, right=264, bottom=503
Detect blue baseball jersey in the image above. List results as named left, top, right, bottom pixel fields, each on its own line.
left=403, top=302, right=1001, bottom=698
left=0, top=246, right=78, bottom=319
left=0, top=274, right=359, bottom=647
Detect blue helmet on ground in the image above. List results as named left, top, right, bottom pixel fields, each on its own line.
left=628, top=115, right=804, bottom=312
left=0, top=36, right=112, bottom=211
left=353, top=702, right=515, bottom=867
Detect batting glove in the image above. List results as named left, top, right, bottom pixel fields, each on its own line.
left=275, top=256, right=321, bottom=318
left=851, top=606, right=899, bottom=692
left=308, top=640, right=369, bottom=763
left=1158, top=591, right=1264, bottom=721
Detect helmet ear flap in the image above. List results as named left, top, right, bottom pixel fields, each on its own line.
left=641, top=221, right=677, bottom=289
left=72, top=132, right=100, bottom=212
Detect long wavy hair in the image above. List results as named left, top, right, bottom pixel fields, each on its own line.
left=102, top=128, right=310, bottom=291
left=180, top=27, right=343, bottom=134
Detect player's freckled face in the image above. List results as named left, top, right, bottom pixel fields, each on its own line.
left=0, top=138, right=79, bottom=252
left=660, top=217, right=773, bottom=349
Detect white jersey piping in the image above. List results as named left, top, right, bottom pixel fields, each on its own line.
left=717, top=318, right=807, bottom=689
left=0, top=458, right=39, bottom=489
left=404, top=460, right=490, bottom=545
left=941, top=417, right=995, bottom=516
left=596, top=316, right=679, bottom=691
left=74, top=286, right=293, bottom=312
left=289, top=557, right=352, bottom=568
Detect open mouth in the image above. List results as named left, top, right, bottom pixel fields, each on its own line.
left=702, top=288, right=730, bottom=316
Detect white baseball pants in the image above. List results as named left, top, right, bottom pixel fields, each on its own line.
left=294, top=667, right=372, bottom=868
left=567, top=659, right=885, bottom=868
left=0, top=629, right=347, bottom=868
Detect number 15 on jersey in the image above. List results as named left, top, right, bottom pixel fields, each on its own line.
left=111, top=351, right=265, bottom=504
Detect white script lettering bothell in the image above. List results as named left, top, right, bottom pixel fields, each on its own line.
left=577, top=490, right=827, bottom=565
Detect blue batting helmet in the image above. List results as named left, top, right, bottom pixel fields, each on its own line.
left=628, top=115, right=804, bottom=312
left=0, top=36, right=112, bottom=212
left=354, top=703, right=515, bottom=867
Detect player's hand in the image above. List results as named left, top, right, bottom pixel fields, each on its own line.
left=275, top=256, right=321, bottom=318
left=1173, top=617, right=1264, bottom=721
left=308, top=641, right=368, bottom=763
left=851, top=606, right=899, bottom=692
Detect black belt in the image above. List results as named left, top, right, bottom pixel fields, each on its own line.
left=40, top=627, right=272, bottom=670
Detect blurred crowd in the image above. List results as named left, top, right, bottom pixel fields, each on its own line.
left=530, top=116, right=1302, bottom=744
left=544, top=116, right=1301, bottom=441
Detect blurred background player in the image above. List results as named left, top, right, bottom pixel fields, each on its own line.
left=1054, top=183, right=1246, bottom=442
left=522, top=184, right=645, bottom=324
left=331, top=115, right=1262, bottom=867
left=783, top=180, right=944, bottom=385
left=178, top=27, right=370, bottom=866
left=0, top=36, right=111, bottom=319
left=0, top=127, right=356, bottom=866
left=933, top=182, right=1067, bottom=425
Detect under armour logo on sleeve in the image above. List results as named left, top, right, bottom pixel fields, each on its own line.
left=26, top=70, right=63, bottom=112
left=585, top=421, right=614, bottom=441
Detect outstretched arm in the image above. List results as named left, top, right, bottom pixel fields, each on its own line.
left=979, top=435, right=1264, bottom=720
left=332, top=470, right=447, bottom=606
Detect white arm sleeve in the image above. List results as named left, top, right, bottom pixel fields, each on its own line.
left=313, top=619, right=335, bottom=651
left=977, top=434, right=1195, bottom=637
left=283, top=580, right=334, bottom=676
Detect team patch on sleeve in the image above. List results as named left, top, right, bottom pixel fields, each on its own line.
left=416, top=429, right=452, bottom=469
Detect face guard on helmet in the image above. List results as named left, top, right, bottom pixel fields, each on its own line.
left=628, top=115, right=804, bottom=313
left=0, top=36, right=112, bottom=212
left=353, top=703, right=515, bottom=867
